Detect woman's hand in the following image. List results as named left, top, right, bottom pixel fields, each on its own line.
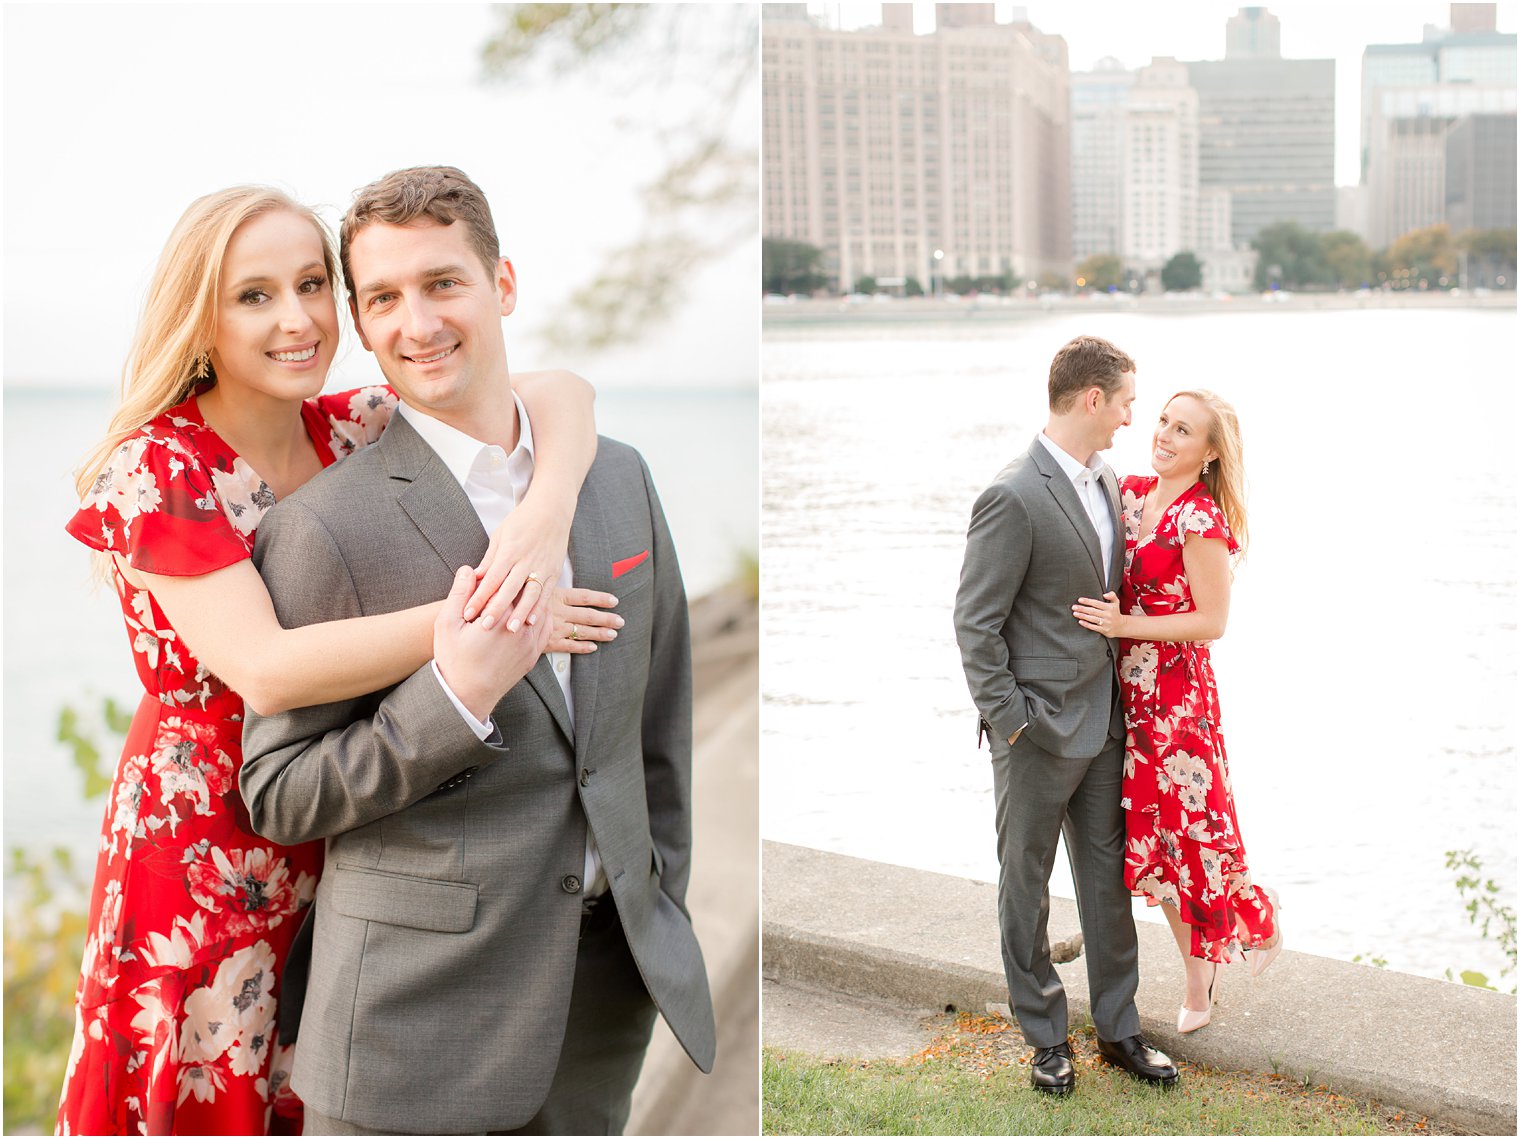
left=1073, top=591, right=1126, bottom=638
left=465, top=494, right=575, bottom=632
left=550, top=587, right=623, bottom=654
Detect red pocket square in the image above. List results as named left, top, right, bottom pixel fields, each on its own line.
left=612, top=550, right=650, bottom=578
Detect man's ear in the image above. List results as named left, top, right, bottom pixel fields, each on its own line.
left=349, top=297, right=373, bottom=353
left=1086, top=386, right=1102, bottom=414
left=496, top=257, right=518, bottom=317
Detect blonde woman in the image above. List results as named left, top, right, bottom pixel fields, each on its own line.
left=1072, top=391, right=1281, bottom=1035
left=57, top=187, right=611, bottom=1135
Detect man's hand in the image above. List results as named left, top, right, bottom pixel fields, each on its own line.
left=550, top=587, right=622, bottom=654
left=435, top=566, right=553, bottom=721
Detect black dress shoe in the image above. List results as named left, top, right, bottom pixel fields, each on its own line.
left=1030, top=1041, right=1075, bottom=1094
left=1096, top=1035, right=1179, bottom=1086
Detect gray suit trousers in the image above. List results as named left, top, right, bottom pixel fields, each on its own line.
left=990, top=732, right=1140, bottom=1047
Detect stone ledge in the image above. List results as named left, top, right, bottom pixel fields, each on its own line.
left=763, top=841, right=1517, bottom=1136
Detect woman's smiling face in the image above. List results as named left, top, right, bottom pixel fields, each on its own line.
left=1150, top=394, right=1218, bottom=479
left=208, top=209, right=338, bottom=400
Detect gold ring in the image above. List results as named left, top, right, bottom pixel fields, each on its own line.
left=526, top=573, right=544, bottom=587
left=570, top=624, right=580, bottom=640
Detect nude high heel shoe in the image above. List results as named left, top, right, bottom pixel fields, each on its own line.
left=1249, top=888, right=1284, bottom=979
left=1177, top=961, right=1220, bottom=1034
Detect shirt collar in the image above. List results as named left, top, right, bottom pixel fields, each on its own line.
left=396, top=392, right=534, bottom=488
left=1038, top=430, right=1104, bottom=485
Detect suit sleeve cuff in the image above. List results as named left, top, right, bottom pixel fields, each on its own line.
left=430, top=660, right=495, bottom=741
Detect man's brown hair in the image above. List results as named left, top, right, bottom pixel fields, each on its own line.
left=340, top=166, right=501, bottom=297
left=1047, top=335, right=1136, bottom=413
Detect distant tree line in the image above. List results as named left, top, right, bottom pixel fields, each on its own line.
left=1253, top=222, right=1516, bottom=291
left=765, top=225, right=1517, bottom=297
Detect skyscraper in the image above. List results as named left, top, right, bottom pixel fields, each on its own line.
left=1120, top=59, right=1198, bottom=270
left=1361, top=7, right=1516, bottom=246
left=1070, top=60, right=1133, bottom=262
left=1366, top=84, right=1518, bottom=246
left=1186, top=10, right=1336, bottom=247
left=1225, top=7, right=1281, bottom=60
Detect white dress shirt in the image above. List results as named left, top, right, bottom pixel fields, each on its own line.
left=399, top=396, right=606, bottom=896
left=1037, top=431, right=1114, bottom=588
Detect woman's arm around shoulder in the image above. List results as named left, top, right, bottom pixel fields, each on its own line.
left=465, top=368, right=598, bottom=630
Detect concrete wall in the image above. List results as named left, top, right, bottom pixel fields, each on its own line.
left=763, top=841, right=1517, bottom=1135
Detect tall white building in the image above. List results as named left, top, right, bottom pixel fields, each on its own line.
left=1120, top=58, right=1198, bottom=270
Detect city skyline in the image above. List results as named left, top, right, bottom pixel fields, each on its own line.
left=808, top=1, right=1518, bottom=186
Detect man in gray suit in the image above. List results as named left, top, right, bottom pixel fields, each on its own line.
left=954, top=335, right=1177, bottom=1095
left=240, top=166, right=714, bottom=1134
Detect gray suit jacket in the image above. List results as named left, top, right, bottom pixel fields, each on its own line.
left=239, top=414, right=715, bottom=1133
left=954, top=435, right=1125, bottom=759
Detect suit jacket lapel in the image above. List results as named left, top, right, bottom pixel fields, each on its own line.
left=1029, top=437, right=1105, bottom=586
left=1101, top=465, right=1124, bottom=589
left=567, top=471, right=612, bottom=767
left=382, top=412, right=574, bottom=744
left=384, top=415, right=490, bottom=575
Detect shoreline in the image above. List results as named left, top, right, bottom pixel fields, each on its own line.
left=763, top=289, right=1517, bottom=328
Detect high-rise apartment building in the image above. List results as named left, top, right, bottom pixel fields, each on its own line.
left=1121, top=59, right=1198, bottom=269
left=761, top=7, right=1071, bottom=291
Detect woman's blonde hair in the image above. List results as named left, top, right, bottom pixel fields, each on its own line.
left=1167, top=389, right=1249, bottom=561
left=74, top=187, right=339, bottom=499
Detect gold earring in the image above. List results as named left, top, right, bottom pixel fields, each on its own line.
left=193, top=352, right=210, bottom=380
left=1202, top=460, right=1211, bottom=476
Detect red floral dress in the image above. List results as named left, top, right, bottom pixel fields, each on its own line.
left=1115, top=475, right=1276, bottom=964
left=58, top=385, right=397, bottom=1136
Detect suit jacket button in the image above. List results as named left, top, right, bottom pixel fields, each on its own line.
left=579, top=767, right=592, bottom=787
left=561, top=874, right=582, bottom=894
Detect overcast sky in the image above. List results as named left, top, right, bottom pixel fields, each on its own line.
left=814, top=1, right=1518, bottom=186
left=2, top=3, right=758, bottom=389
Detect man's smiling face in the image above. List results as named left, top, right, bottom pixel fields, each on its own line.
left=348, top=218, right=515, bottom=429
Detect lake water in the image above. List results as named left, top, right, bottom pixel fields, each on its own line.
left=3, top=382, right=756, bottom=867
left=761, top=305, right=1517, bottom=984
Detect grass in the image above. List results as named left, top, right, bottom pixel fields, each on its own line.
left=763, top=1013, right=1451, bottom=1136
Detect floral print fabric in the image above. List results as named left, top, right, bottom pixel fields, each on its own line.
left=58, top=385, right=397, bottom=1135
left=1116, top=475, right=1276, bottom=964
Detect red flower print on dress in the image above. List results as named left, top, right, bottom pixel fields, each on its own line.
left=150, top=717, right=234, bottom=824
left=186, top=847, right=297, bottom=940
